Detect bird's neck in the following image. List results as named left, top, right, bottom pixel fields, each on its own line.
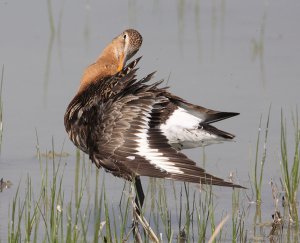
left=77, top=45, right=124, bottom=94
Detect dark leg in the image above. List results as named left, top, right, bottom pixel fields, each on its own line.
left=132, top=177, right=159, bottom=242
left=132, top=177, right=144, bottom=241
left=134, top=176, right=145, bottom=213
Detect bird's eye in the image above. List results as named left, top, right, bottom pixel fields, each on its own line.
left=123, top=34, right=127, bottom=40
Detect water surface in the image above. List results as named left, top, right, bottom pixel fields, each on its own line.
left=0, top=0, right=300, bottom=241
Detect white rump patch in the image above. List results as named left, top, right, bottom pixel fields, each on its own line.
left=126, top=156, right=135, bottom=160
left=160, top=107, right=201, bottom=144
left=162, top=107, right=203, bottom=129
left=160, top=107, right=221, bottom=149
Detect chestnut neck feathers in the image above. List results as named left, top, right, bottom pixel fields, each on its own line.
left=77, top=29, right=143, bottom=94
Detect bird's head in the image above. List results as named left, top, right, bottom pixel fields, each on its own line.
left=109, top=29, right=143, bottom=71
left=97, top=29, right=143, bottom=72
left=78, top=29, right=143, bottom=93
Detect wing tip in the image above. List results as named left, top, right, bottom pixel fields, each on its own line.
left=205, top=111, right=240, bottom=124
left=201, top=124, right=236, bottom=140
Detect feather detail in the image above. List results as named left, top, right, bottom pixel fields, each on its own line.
left=65, top=57, right=244, bottom=188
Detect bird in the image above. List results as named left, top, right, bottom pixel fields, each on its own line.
left=64, top=29, right=243, bottom=209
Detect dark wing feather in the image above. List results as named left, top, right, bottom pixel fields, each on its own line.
left=165, top=93, right=239, bottom=124
left=65, top=57, right=242, bottom=188
left=85, top=78, right=243, bottom=188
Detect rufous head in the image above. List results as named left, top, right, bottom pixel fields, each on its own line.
left=78, top=29, right=143, bottom=93
left=97, top=29, right=143, bottom=71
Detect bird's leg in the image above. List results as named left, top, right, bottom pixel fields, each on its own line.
left=134, top=176, right=145, bottom=214
left=131, top=177, right=143, bottom=242
left=130, top=177, right=159, bottom=243
left=129, top=177, right=159, bottom=243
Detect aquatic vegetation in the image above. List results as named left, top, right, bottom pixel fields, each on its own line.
left=0, top=64, right=3, bottom=152
left=4, top=110, right=300, bottom=242
left=5, top=144, right=234, bottom=242
left=253, top=107, right=271, bottom=203
left=231, top=188, right=247, bottom=243
left=280, top=110, right=300, bottom=226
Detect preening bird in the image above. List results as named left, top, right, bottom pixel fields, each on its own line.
left=64, top=29, right=243, bottom=208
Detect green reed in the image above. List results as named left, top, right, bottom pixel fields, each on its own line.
left=280, top=110, right=300, bottom=226
left=5, top=136, right=254, bottom=243
left=5, top=107, right=300, bottom=242
left=231, top=188, right=247, bottom=243
left=254, top=107, right=271, bottom=203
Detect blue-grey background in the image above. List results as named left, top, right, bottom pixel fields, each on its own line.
left=0, top=0, right=299, bottom=240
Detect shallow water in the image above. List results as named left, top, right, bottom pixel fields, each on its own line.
left=0, top=0, right=300, bottom=241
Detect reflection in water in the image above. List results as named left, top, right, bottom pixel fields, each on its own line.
left=44, top=0, right=56, bottom=105
left=128, top=0, right=137, bottom=26
left=56, top=0, right=65, bottom=71
left=220, top=0, right=226, bottom=51
left=44, top=0, right=65, bottom=106
left=177, top=0, right=185, bottom=55
left=211, top=0, right=227, bottom=61
left=176, top=0, right=228, bottom=61
left=152, top=0, right=160, bottom=14
left=194, top=0, right=202, bottom=61
left=253, top=203, right=263, bottom=240
left=44, top=31, right=55, bottom=106
left=0, top=65, right=3, bottom=152
left=84, top=0, right=91, bottom=53
left=47, top=0, right=55, bottom=34
left=210, top=0, right=217, bottom=61
left=251, top=5, right=268, bottom=87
